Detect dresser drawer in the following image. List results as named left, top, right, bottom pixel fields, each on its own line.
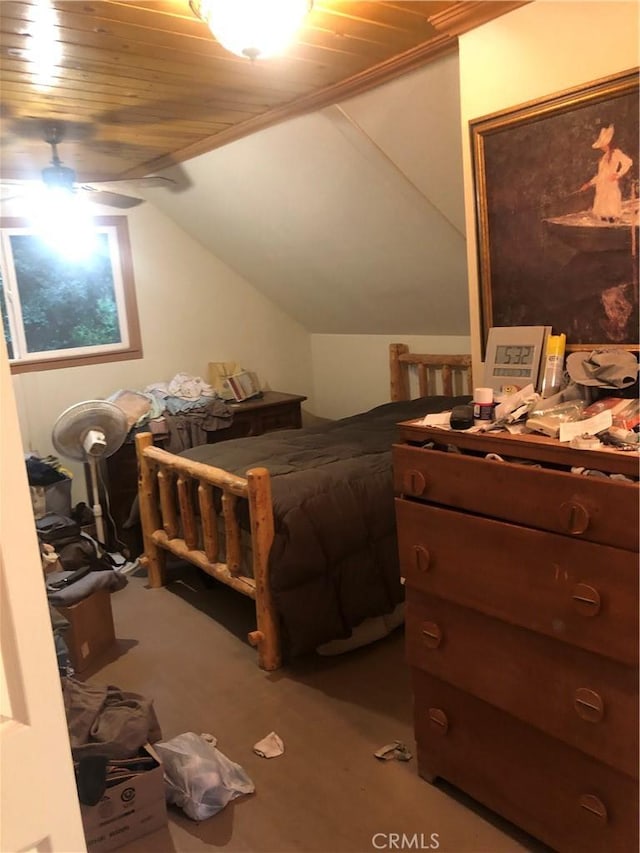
left=412, top=670, right=638, bottom=853
left=255, top=404, right=301, bottom=433
left=208, top=392, right=306, bottom=442
left=406, top=591, right=638, bottom=777
left=393, top=444, right=639, bottom=551
left=397, top=499, right=638, bottom=664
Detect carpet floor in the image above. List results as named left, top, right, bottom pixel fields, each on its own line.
left=84, top=564, right=545, bottom=853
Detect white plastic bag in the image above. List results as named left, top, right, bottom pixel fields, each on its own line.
left=155, top=731, right=254, bottom=820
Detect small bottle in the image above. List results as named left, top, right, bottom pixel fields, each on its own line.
left=540, top=334, right=566, bottom=398
left=473, top=387, right=495, bottom=427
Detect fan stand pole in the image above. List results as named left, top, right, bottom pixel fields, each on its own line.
left=88, top=456, right=107, bottom=545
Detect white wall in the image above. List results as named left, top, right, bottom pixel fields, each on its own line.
left=458, top=0, right=640, bottom=379
left=311, top=333, right=471, bottom=419
left=341, top=49, right=465, bottom=236
left=10, top=201, right=313, bottom=501
left=144, top=53, right=470, bottom=338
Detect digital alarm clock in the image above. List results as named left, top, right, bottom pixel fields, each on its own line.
left=483, top=326, right=552, bottom=395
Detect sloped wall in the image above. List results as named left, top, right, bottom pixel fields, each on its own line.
left=144, top=52, right=469, bottom=340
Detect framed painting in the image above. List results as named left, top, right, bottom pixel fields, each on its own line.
left=471, top=69, right=639, bottom=353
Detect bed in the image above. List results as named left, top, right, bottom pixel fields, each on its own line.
left=135, top=343, right=472, bottom=670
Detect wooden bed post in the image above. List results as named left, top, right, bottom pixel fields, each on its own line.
left=136, top=432, right=166, bottom=588
left=246, top=467, right=280, bottom=671
left=389, top=343, right=410, bottom=401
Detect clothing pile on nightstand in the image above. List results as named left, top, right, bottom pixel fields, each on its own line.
left=109, top=371, right=234, bottom=451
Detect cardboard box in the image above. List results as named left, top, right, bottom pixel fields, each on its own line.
left=81, top=745, right=167, bottom=852
left=58, top=588, right=115, bottom=673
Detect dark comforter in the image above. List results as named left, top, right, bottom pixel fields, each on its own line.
left=182, top=394, right=468, bottom=656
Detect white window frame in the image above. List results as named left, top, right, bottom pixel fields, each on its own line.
left=1, top=215, right=142, bottom=374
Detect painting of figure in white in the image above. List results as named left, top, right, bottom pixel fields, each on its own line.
left=579, top=124, right=633, bottom=222
left=472, top=71, right=639, bottom=350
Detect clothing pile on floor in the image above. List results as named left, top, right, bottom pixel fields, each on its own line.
left=64, top=677, right=163, bottom=762
left=62, top=678, right=255, bottom=827
left=37, top=511, right=132, bottom=677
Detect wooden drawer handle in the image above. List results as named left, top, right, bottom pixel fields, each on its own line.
left=574, top=688, right=604, bottom=723
left=421, top=622, right=442, bottom=648
left=579, top=794, right=608, bottom=823
left=571, top=583, right=601, bottom=616
left=403, top=470, right=427, bottom=496
left=414, top=545, right=430, bottom=573
left=559, top=501, right=590, bottom=535
left=428, top=708, right=448, bottom=734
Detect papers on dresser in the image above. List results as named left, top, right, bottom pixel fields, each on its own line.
left=417, top=411, right=452, bottom=428
left=558, top=410, right=613, bottom=443
left=413, top=411, right=486, bottom=432
left=494, top=384, right=538, bottom=422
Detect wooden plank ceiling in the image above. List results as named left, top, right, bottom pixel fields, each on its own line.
left=0, top=0, right=525, bottom=182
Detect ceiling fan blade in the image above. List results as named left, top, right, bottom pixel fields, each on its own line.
left=120, top=175, right=175, bottom=189
left=86, top=175, right=176, bottom=191
left=80, top=187, right=144, bottom=209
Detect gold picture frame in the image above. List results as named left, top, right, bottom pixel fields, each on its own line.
left=471, top=69, right=639, bottom=353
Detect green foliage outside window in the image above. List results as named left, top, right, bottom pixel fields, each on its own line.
left=8, top=233, right=121, bottom=353
left=0, top=275, right=14, bottom=359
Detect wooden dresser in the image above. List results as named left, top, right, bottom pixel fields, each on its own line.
left=393, top=424, right=639, bottom=853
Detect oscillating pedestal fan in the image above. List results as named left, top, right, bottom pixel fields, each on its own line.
left=51, top=400, right=128, bottom=545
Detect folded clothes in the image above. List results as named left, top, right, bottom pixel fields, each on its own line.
left=164, top=395, right=217, bottom=415
left=168, top=372, right=215, bottom=400
left=144, top=373, right=216, bottom=402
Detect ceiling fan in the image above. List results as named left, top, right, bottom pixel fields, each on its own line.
left=0, top=123, right=175, bottom=209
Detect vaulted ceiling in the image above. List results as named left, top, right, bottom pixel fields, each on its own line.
left=0, top=0, right=525, bottom=182
left=142, top=51, right=471, bottom=335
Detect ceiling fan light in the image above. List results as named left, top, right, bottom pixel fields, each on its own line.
left=192, top=0, right=311, bottom=59
left=42, top=163, right=75, bottom=192
left=31, top=189, right=97, bottom=260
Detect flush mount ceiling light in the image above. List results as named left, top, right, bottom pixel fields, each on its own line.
left=190, top=0, right=312, bottom=60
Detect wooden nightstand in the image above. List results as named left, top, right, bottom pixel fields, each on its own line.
left=208, top=391, right=307, bottom=441
left=90, top=391, right=307, bottom=555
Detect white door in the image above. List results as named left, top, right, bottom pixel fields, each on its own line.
left=0, top=343, right=87, bottom=852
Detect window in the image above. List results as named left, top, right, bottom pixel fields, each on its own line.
left=1, top=215, right=142, bottom=373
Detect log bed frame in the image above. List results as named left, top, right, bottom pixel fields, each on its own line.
left=135, top=343, right=472, bottom=670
